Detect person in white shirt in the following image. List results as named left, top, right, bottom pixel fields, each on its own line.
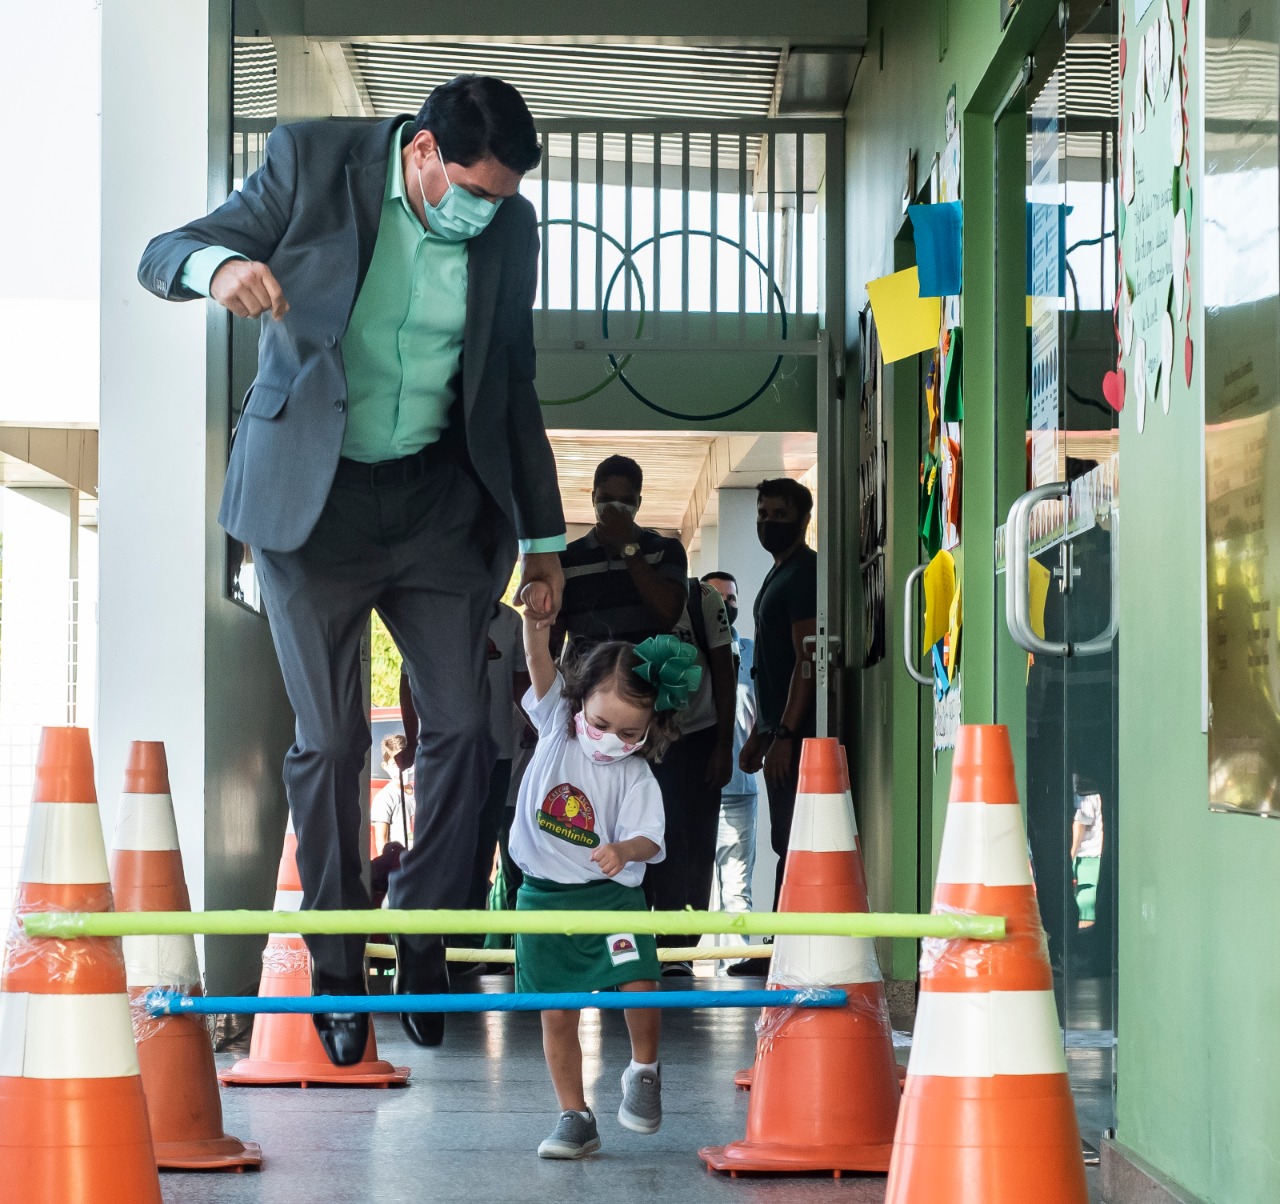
left=512, top=579, right=696, bottom=1160
left=371, top=734, right=414, bottom=855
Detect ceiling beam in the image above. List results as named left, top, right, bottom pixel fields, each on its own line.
left=297, top=1, right=866, bottom=45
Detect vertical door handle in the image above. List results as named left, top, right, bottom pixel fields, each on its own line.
left=902, top=564, right=933, bottom=686
left=1005, top=481, right=1117, bottom=658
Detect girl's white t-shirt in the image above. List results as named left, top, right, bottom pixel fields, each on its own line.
left=509, top=674, right=666, bottom=888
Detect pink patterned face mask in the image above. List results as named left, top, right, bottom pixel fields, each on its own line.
left=573, top=712, right=647, bottom=763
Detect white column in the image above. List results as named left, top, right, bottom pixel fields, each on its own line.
left=100, top=0, right=292, bottom=992
left=716, top=489, right=773, bottom=640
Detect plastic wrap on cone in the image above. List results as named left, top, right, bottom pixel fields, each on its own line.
left=0, top=727, right=163, bottom=1203
left=884, top=724, right=1088, bottom=1204
left=701, top=738, right=900, bottom=1175
left=110, top=741, right=262, bottom=1170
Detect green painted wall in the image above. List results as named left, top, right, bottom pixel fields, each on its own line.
left=845, top=0, right=1057, bottom=977
left=852, top=0, right=1280, bottom=1198
left=1113, top=3, right=1280, bottom=1200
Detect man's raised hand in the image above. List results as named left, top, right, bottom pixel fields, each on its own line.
left=210, top=259, right=289, bottom=321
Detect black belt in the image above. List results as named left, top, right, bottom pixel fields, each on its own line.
left=333, top=442, right=450, bottom=489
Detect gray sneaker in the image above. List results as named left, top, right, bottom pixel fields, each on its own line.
left=538, top=1109, right=601, bottom=1159
left=618, top=1064, right=662, bottom=1134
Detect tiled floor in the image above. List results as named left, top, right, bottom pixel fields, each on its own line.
left=159, top=974, right=1104, bottom=1204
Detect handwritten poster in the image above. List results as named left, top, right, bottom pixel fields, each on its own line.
left=1118, top=0, right=1186, bottom=432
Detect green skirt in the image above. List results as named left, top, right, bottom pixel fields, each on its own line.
left=515, top=875, right=661, bottom=994
left=1073, top=855, right=1100, bottom=924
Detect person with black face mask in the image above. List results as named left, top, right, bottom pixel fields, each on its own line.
left=738, top=478, right=818, bottom=908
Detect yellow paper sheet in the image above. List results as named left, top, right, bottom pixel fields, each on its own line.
left=1026, top=558, right=1051, bottom=683
left=1029, top=559, right=1051, bottom=640
left=866, top=267, right=942, bottom=363
left=946, top=581, right=963, bottom=683
left=922, top=550, right=956, bottom=657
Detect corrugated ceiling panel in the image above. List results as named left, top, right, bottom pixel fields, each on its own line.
left=234, top=40, right=277, bottom=120
left=550, top=432, right=715, bottom=528
left=348, top=42, right=780, bottom=121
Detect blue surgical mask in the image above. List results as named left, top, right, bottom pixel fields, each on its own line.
left=417, top=149, right=502, bottom=242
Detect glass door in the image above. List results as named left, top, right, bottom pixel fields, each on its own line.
left=994, top=2, right=1120, bottom=1153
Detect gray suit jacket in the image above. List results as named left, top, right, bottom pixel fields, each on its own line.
left=139, top=116, right=565, bottom=558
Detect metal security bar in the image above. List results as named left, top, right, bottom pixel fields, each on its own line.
left=524, top=118, right=842, bottom=356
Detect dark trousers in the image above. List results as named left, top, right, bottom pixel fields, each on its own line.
left=647, top=725, right=724, bottom=946
left=765, top=747, right=800, bottom=910
left=455, top=757, right=512, bottom=947
left=254, top=451, right=498, bottom=989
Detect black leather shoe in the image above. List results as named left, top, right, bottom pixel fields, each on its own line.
left=312, top=1009, right=369, bottom=1067
left=309, top=966, right=369, bottom=1067
left=394, top=934, right=449, bottom=1047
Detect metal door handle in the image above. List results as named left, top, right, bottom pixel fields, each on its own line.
left=902, top=565, right=933, bottom=686
left=1005, top=481, right=1118, bottom=658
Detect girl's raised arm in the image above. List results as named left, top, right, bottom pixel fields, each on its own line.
left=520, top=583, right=557, bottom=701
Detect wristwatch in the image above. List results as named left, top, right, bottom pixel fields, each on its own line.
left=773, top=725, right=796, bottom=740
left=621, top=542, right=641, bottom=559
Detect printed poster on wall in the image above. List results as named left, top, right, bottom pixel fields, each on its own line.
left=1118, top=0, right=1185, bottom=433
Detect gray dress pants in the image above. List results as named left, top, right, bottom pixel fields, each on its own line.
left=255, top=447, right=499, bottom=989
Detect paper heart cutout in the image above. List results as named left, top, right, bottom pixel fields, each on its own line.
left=1119, top=37, right=1127, bottom=76
left=1185, top=335, right=1194, bottom=387
left=1103, top=368, right=1126, bottom=413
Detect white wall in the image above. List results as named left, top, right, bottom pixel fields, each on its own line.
left=0, top=3, right=100, bottom=426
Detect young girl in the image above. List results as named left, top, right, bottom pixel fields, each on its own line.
left=510, top=586, right=697, bottom=1160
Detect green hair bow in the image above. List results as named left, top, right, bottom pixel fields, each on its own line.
left=633, top=634, right=703, bottom=713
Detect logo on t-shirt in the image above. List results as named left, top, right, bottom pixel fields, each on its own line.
left=537, top=783, right=600, bottom=848
left=606, top=933, right=640, bottom=966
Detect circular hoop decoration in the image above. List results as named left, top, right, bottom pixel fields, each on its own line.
left=538, top=219, right=648, bottom=405
left=602, top=229, right=791, bottom=422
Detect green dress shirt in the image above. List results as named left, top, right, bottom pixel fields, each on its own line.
left=181, top=123, right=564, bottom=555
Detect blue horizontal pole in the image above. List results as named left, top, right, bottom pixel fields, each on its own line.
left=145, top=988, right=847, bottom=1017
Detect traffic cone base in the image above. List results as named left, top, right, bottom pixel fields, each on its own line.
left=217, top=810, right=409, bottom=1089
left=110, top=740, right=263, bottom=1170
left=702, top=738, right=900, bottom=1175
left=1, top=727, right=163, bottom=1203
left=136, top=1015, right=263, bottom=1169
left=0, top=1075, right=160, bottom=1198
left=219, top=934, right=409, bottom=1088
left=889, top=1074, right=1087, bottom=1199
left=701, top=982, right=900, bottom=1173
left=885, top=724, right=1087, bottom=1204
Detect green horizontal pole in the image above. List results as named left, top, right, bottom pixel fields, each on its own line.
left=21, top=909, right=1005, bottom=942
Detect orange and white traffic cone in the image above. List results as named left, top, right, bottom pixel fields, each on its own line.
left=220, top=816, right=409, bottom=1087
left=733, top=744, right=873, bottom=1091
left=884, top=724, right=1088, bottom=1203
left=0, top=727, right=162, bottom=1202
left=110, top=740, right=262, bottom=1169
left=701, top=737, right=901, bottom=1175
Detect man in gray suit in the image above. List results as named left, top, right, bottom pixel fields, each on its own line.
left=139, top=76, right=565, bottom=1064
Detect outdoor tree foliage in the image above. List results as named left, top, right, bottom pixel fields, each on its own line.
left=369, top=613, right=402, bottom=708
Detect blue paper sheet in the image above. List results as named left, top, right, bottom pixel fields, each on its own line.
left=908, top=202, right=963, bottom=297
